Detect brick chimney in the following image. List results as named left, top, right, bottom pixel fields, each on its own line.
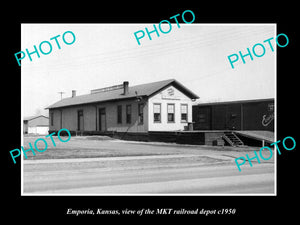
left=123, top=81, right=129, bottom=95
left=72, top=90, right=76, bottom=98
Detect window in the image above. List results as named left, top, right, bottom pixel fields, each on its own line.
left=181, top=104, right=188, bottom=122
left=153, top=103, right=161, bottom=122
left=126, top=105, right=131, bottom=124
left=117, top=105, right=122, bottom=124
left=167, top=104, right=175, bottom=123
left=138, top=103, right=144, bottom=124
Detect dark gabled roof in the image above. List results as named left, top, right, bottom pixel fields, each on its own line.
left=46, top=79, right=199, bottom=109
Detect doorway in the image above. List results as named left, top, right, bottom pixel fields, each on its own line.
left=99, top=108, right=106, bottom=131
left=77, top=110, right=84, bottom=131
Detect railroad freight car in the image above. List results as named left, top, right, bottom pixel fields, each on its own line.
left=193, top=98, right=274, bottom=131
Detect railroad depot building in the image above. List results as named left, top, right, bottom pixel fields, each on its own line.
left=46, top=79, right=199, bottom=136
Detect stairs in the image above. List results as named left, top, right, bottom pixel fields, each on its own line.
left=223, top=132, right=244, bottom=147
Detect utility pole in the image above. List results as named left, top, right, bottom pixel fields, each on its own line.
left=58, top=91, right=65, bottom=100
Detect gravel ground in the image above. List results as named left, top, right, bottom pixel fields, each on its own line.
left=22, top=136, right=275, bottom=194
left=22, top=135, right=275, bottom=161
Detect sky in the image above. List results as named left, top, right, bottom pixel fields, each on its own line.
left=21, top=23, right=276, bottom=117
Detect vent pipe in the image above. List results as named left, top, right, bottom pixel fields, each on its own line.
left=72, top=90, right=76, bottom=98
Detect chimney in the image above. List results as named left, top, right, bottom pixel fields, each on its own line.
left=123, top=81, right=129, bottom=95
left=72, top=90, right=76, bottom=98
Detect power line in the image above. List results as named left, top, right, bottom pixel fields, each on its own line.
left=21, top=26, right=276, bottom=85
left=22, top=26, right=275, bottom=73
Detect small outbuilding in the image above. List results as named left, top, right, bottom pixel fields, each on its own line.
left=23, top=115, right=49, bottom=135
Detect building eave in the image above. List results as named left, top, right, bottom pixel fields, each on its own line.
left=46, top=95, right=148, bottom=110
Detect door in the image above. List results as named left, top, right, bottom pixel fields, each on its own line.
left=225, top=104, right=241, bottom=130
left=77, top=110, right=84, bottom=131
left=99, top=108, right=106, bottom=131
left=195, top=106, right=211, bottom=130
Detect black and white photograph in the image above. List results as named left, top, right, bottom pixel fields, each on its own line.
left=4, top=4, right=299, bottom=221
left=21, top=23, right=276, bottom=195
